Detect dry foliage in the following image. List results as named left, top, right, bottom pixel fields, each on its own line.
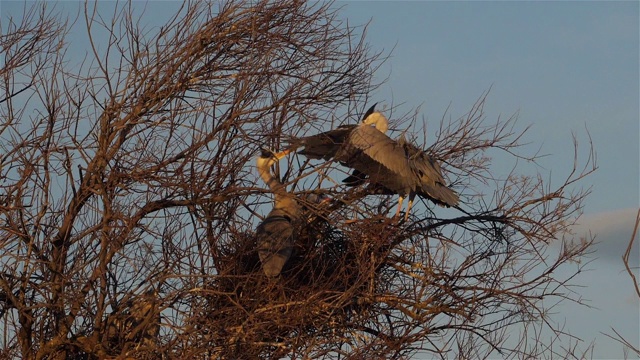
left=1, top=1, right=597, bottom=359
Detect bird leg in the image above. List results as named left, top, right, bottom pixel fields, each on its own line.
left=394, top=196, right=404, bottom=219
left=404, top=193, right=416, bottom=222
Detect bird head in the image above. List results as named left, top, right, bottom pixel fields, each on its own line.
left=361, top=103, right=389, bottom=133
left=301, top=193, right=332, bottom=206
left=257, top=147, right=292, bottom=170
left=259, top=147, right=292, bottom=160
left=361, top=103, right=378, bottom=121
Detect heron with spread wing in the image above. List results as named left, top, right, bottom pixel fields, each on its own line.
left=288, top=104, right=459, bottom=221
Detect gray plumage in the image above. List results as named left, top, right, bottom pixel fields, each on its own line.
left=290, top=104, right=381, bottom=161
left=289, top=104, right=459, bottom=220
left=396, top=135, right=460, bottom=208
left=255, top=148, right=300, bottom=277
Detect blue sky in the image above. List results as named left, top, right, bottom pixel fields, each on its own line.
left=342, top=1, right=638, bottom=212
left=2, top=1, right=638, bottom=358
left=339, top=1, right=638, bottom=358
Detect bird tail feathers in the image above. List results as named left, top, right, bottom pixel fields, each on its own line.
left=421, top=185, right=460, bottom=207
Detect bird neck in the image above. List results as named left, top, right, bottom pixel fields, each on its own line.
left=273, top=195, right=299, bottom=216
left=257, top=158, right=285, bottom=193
left=375, top=120, right=389, bottom=133
left=256, top=157, right=299, bottom=218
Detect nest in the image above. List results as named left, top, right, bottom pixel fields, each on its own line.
left=188, top=204, right=403, bottom=358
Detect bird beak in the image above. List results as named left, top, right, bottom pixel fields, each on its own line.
left=274, top=148, right=292, bottom=160
left=259, top=147, right=292, bottom=160
left=319, top=195, right=332, bottom=204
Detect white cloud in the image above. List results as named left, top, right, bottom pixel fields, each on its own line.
left=552, top=208, right=640, bottom=357
left=572, top=208, right=639, bottom=267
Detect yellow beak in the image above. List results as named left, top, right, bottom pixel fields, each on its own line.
left=274, top=148, right=292, bottom=160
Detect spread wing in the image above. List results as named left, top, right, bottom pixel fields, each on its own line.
left=338, top=125, right=415, bottom=193
left=289, top=125, right=356, bottom=160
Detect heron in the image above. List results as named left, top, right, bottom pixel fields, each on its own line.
left=105, top=289, right=160, bottom=348
left=255, top=148, right=300, bottom=277
left=288, top=104, right=459, bottom=221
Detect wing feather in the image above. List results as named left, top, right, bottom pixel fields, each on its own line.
left=291, top=125, right=355, bottom=160
left=401, top=140, right=459, bottom=206
left=337, top=125, right=415, bottom=193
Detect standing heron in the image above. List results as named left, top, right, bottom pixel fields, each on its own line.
left=255, top=148, right=300, bottom=277
left=288, top=104, right=459, bottom=221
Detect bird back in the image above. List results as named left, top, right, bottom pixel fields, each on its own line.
left=256, top=208, right=296, bottom=277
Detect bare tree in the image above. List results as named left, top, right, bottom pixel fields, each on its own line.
left=0, top=1, right=596, bottom=359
